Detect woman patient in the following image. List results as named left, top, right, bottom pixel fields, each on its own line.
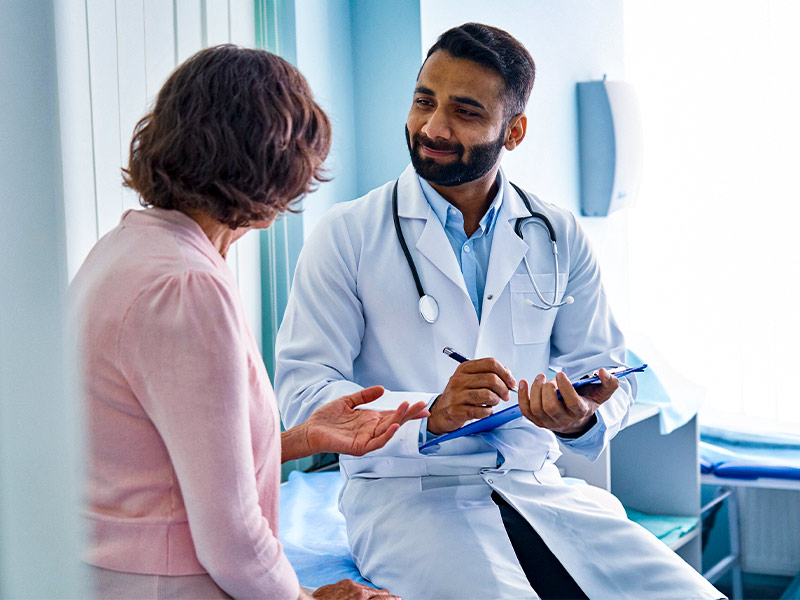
left=69, top=45, right=427, bottom=599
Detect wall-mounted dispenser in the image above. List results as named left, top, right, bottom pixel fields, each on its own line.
left=577, top=77, right=643, bottom=217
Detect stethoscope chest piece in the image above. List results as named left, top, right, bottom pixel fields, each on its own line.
left=419, top=294, right=439, bottom=324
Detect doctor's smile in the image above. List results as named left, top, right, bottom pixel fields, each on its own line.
left=420, top=143, right=458, bottom=159
left=411, top=133, right=463, bottom=162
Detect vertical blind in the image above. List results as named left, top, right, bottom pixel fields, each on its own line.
left=55, top=0, right=263, bottom=348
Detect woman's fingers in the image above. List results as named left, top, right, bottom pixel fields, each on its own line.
left=371, top=402, right=408, bottom=437
left=370, top=400, right=430, bottom=439
left=401, top=401, right=430, bottom=422
left=361, top=423, right=400, bottom=453
left=341, top=385, right=385, bottom=408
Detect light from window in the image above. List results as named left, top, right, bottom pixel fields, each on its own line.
left=624, top=0, right=800, bottom=437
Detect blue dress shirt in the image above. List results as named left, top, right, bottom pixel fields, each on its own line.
left=418, top=174, right=504, bottom=322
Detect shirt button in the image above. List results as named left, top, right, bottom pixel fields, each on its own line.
left=463, top=245, right=471, bottom=253
left=487, top=294, right=494, bottom=300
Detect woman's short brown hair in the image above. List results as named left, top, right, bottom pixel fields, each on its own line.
left=123, top=45, right=331, bottom=228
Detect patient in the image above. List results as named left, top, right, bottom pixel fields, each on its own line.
left=68, top=45, right=426, bottom=600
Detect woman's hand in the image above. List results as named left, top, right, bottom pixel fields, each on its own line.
left=282, top=387, right=429, bottom=462
left=304, top=387, right=429, bottom=456
left=303, top=578, right=401, bottom=599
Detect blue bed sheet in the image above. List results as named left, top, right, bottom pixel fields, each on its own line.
left=279, top=471, right=373, bottom=590
left=280, top=471, right=702, bottom=590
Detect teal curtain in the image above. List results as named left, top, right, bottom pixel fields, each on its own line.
left=254, top=0, right=311, bottom=478
left=254, top=0, right=301, bottom=380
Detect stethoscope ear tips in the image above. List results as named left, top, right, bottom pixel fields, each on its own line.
left=524, top=295, right=574, bottom=309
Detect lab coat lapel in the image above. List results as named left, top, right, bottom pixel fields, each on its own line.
left=415, top=220, right=469, bottom=296
left=481, top=181, right=531, bottom=322
left=396, top=166, right=468, bottom=296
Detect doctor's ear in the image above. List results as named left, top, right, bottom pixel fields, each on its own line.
left=504, top=114, right=527, bottom=150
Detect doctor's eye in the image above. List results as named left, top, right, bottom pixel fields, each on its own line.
left=455, top=108, right=480, bottom=118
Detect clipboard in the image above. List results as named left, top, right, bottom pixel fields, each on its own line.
left=419, top=364, right=647, bottom=450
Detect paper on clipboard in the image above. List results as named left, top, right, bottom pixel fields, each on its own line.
left=419, top=364, right=647, bottom=450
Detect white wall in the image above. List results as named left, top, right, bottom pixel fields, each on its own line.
left=419, top=0, right=631, bottom=326
left=293, top=0, right=423, bottom=236
left=294, top=0, right=359, bottom=234
left=56, top=0, right=263, bottom=348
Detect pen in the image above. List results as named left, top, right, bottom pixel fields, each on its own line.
left=442, top=347, right=518, bottom=393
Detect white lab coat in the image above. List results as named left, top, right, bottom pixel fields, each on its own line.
left=275, top=165, right=721, bottom=599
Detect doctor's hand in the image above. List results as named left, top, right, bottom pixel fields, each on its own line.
left=303, top=386, right=429, bottom=457
left=428, top=358, right=517, bottom=435
left=518, top=369, right=619, bottom=437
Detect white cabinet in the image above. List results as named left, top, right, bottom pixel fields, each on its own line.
left=556, top=404, right=702, bottom=570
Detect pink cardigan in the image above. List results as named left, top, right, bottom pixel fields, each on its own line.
left=69, top=208, right=299, bottom=599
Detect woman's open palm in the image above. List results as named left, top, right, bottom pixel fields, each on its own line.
left=305, top=387, right=429, bottom=456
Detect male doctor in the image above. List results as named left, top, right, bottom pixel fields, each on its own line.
left=276, top=22, right=722, bottom=600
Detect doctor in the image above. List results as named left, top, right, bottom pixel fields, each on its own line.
left=276, top=22, right=722, bottom=600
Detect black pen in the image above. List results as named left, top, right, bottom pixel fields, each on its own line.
left=442, top=347, right=518, bottom=393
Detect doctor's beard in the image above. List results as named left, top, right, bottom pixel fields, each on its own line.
left=405, top=126, right=506, bottom=187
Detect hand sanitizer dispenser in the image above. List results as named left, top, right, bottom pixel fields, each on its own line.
left=577, top=77, right=643, bottom=216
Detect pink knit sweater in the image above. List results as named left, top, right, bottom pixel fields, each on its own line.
left=69, top=208, right=299, bottom=599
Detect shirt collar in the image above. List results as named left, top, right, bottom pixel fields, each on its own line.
left=417, top=169, right=506, bottom=236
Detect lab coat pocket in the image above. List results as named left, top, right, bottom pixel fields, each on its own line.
left=509, top=273, right=565, bottom=344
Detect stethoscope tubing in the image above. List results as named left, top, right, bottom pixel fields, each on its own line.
left=508, top=181, right=568, bottom=310
left=392, top=180, right=568, bottom=323
left=392, top=183, right=425, bottom=300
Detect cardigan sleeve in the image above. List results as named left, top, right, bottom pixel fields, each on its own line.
left=118, top=270, right=299, bottom=600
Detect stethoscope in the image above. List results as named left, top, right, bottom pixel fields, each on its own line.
left=392, top=180, right=574, bottom=324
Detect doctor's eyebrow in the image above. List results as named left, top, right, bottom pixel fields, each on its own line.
left=414, top=86, right=486, bottom=111
left=450, top=95, right=485, bottom=110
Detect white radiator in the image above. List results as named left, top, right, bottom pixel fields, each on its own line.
left=738, top=487, right=800, bottom=576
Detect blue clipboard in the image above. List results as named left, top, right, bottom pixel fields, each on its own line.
left=419, top=364, right=647, bottom=450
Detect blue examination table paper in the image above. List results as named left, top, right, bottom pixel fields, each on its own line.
left=279, top=471, right=374, bottom=589
left=700, top=422, right=800, bottom=448
left=420, top=364, right=646, bottom=451
left=700, top=437, right=800, bottom=481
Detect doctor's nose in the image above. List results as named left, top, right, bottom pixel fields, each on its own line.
left=420, top=109, right=453, bottom=141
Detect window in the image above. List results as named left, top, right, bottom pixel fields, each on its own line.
left=624, top=0, right=800, bottom=436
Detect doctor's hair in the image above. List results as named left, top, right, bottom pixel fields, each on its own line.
left=424, top=23, right=535, bottom=119
left=123, top=44, right=331, bottom=229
